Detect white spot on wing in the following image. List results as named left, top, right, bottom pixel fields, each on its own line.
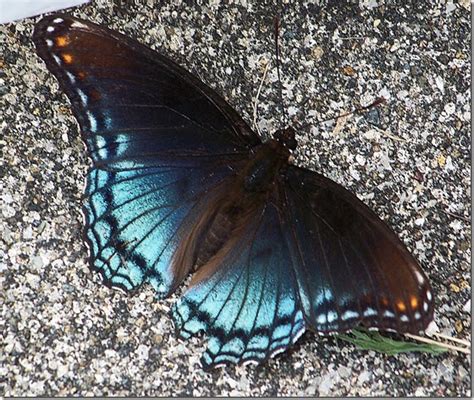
left=83, top=236, right=90, bottom=251
left=291, top=327, right=306, bottom=344
left=111, top=285, right=127, bottom=295
left=426, top=290, right=432, bottom=301
left=414, top=312, right=421, bottom=319
left=47, top=26, right=55, bottom=32
left=81, top=207, right=87, bottom=226
left=270, top=347, right=286, bottom=358
left=368, top=327, right=379, bottom=331
left=363, top=307, right=377, bottom=317
left=383, top=310, right=395, bottom=318
left=327, top=311, right=338, bottom=323
left=414, top=270, right=425, bottom=284
left=53, top=54, right=61, bottom=64
left=46, top=39, right=53, bottom=47
left=423, top=301, right=429, bottom=312
left=77, top=89, right=88, bottom=105
left=342, top=310, right=359, bottom=320
left=317, top=314, right=327, bottom=325
left=66, top=71, right=76, bottom=84
left=87, top=111, right=97, bottom=132
left=400, top=314, right=409, bottom=322
left=71, top=21, right=90, bottom=29
left=53, top=18, right=64, bottom=23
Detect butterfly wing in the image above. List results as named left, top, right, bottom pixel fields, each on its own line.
left=172, top=199, right=305, bottom=368
left=33, top=15, right=261, bottom=296
left=281, top=165, right=434, bottom=334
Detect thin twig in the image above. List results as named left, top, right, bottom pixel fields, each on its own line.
left=431, top=332, right=471, bottom=347
left=439, top=208, right=470, bottom=223
left=274, top=16, right=289, bottom=125
left=252, top=60, right=270, bottom=136
left=404, top=333, right=470, bottom=354
left=318, top=97, right=385, bottom=125
left=371, top=126, right=407, bottom=142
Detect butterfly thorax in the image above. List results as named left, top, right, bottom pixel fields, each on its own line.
left=242, top=139, right=291, bottom=193
left=241, top=126, right=297, bottom=192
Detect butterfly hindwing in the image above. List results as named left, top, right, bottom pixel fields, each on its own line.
left=282, top=165, right=434, bottom=334
left=172, top=200, right=305, bottom=368
left=33, top=15, right=260, bottom=296
left=83, top=159, right=243, bottom=295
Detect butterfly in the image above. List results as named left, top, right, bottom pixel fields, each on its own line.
left=33, top=14, right=434, bottom=369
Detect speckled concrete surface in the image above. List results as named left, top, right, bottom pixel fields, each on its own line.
left=0, top=0, right=471, bottom=396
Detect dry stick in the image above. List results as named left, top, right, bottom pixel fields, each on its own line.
left=252, top=60, right=270, bottom=136
left=432, top=332, right=471, bottom=347
left=404, top=333, right=471, bottom=354
left=274, top=15, right=289, bottom=125
left=316, top=97, right=386, bottom=127
left=439, top=208, right=470, bottom=223
left=373, top=126, right=407, bottom=142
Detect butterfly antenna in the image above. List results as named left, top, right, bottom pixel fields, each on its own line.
left=252, top=59, right=270, bottom=136
left=274, top=16, right=290, bottom=126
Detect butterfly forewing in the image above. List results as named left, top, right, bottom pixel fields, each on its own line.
left=33, top=15, right=260, bottom=297
left=281, top=166, right=434, bottom=334
left=33, top=15, right=260, bottom=158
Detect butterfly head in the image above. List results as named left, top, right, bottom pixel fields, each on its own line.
left=274, top=127, right=297, bottom=151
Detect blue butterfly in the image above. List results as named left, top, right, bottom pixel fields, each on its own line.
left=33, top=15, right=434, bottom=369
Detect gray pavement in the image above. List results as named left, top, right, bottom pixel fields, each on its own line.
left=0, top=0, right=470, bottom=396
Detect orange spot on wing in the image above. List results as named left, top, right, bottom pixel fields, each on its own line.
left=62, top=53, right=73, bottom=64
left=410, top=296, right=418, bottom=309
left=77, top=71, right=86, bottom=80
left=381, top=297, right=389, bottom=306
left=396, top=301, right=406, bottom=312
left=89, top=89, right=101, bottom=101
left=55, top=36, right=69, bottom=47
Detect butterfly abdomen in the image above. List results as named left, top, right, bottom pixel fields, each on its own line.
left=168, top=175, right=259, bottom=291
left=194, top=205, right=238, bottom=268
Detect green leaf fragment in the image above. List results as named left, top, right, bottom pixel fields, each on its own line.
left=336, top=329, right=447, bottom=355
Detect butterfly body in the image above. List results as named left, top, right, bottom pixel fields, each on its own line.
left=242, top=138, right=291, bottom=192
left=33, top=14, right=434, bottom=369
left=171, top=137, right=291, bottom=290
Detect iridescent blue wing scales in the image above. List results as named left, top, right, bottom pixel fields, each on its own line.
left=172, top=201, right=305, bottom=368
left=84, top=159, right=237, bottom=295
left=33, top=15, right=260, bottom=297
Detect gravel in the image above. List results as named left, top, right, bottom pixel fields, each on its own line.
left=0, top=0, right=470, bottom=396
